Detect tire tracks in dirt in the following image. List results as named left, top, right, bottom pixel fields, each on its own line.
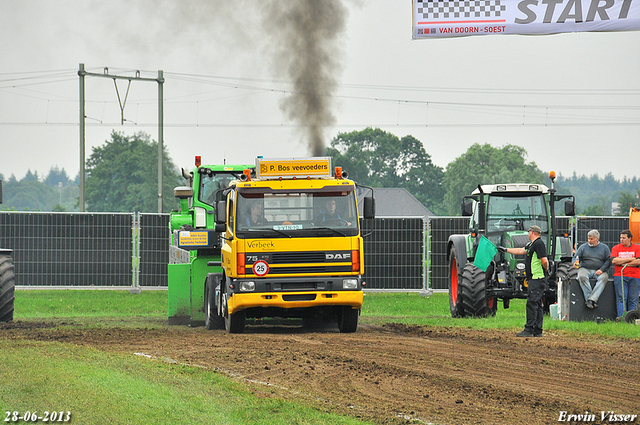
left=3, top=322, right=639, bottom=424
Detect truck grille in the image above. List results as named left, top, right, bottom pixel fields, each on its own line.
left=282, top=294, right=317, bottom=301
left=271, top=252, right=326, bottom=263
left=271, top=265, right=352, bottom=274
left=244, top=250, right=353, bottom=276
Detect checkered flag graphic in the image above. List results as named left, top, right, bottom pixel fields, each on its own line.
left=417, top=0, right=507, bottom=19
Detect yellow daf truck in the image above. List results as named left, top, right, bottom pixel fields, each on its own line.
left=206, top=157, right=375, bottom=333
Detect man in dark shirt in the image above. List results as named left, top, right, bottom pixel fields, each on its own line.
left=501, top=225, right=549, bottom=337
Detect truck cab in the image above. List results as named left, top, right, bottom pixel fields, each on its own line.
left=209, top=157, right=375, bottom=333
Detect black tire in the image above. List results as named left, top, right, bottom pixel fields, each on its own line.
left=448, top=249, right=465, bottom=318
left=205, top=275, right=224, bottom=330
left=459, top=263, right=496, bottom=317
left=338, top=306, right=359, bottom=333
left=484, top=263, right=498, bottom=317
left=223, top=293, right=246, bottom=334
left=552, top=262, right=578, bottom=309
left=624, top=309, right=640, bottom=324
left=555, top=262, right=578, bottom=285
left=0, top=253, right=15, bottom=323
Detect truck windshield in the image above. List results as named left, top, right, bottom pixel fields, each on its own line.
left=236, top=189, right=359, bottom=238
left=484, top=194, right=548, bottom=233
left=199, top=172, right=242, bottom=206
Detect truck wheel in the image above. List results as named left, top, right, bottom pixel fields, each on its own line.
left=459, top=263, right=496, bottom=317
left=205, top=276, right=224, bottom=330
left=338, top=306, right=359, bottom=333
left=0, top=253, right=15, bottom=323
left=448, top=249, right=464, bottom=317
left=223, top=293, right=246, bottom=334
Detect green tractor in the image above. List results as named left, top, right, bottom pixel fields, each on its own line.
left=167, top=157, right=254, bottom=326
left=0, top=180, right=15, bottom=322
left=447, top=172, right=576, bottom=317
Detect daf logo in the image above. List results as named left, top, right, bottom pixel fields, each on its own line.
left=326, top=253, right=351, bottom=260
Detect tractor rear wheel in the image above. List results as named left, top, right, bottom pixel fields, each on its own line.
left=0, top=253, right=15, bottom=323
left=459, top=263, right=496, bottom=317
left=448, top=249, right=465, bottom=317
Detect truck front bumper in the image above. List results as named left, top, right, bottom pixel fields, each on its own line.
left=228, top=290, right=363, bottom=314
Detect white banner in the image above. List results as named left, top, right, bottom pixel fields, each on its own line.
left=412, top=0, right=640, bottom=38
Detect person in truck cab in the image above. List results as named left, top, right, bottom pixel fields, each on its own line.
left=316, top=198, right=351, bottom=226
left=245, top=201, right=268, bottom=226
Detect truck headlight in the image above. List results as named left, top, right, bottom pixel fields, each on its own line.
left=343, top=278, right=358, bottom=289
left=239, top=281, right=255, bottom=292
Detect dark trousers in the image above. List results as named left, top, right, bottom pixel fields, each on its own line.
left=525, top=278, right=547, bottom=334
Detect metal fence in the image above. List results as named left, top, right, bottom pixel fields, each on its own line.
left=0, top=212, right=168, bottom=288
left=363, top=217, right=425, bottom=290
left=0, top=212, right=426, bottom=290
left=428, top=217, right=468, bottom=291
left=0, top=211, right=629, bottom=291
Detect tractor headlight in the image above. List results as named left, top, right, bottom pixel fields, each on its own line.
left=343, top=278, right=358, bottom=289
left=239, top=281, right=255, bottom=292
left=516, top=263, right=525, bottom=271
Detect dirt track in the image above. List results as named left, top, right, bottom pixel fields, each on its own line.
left=3, top=321, right=640, bottom=424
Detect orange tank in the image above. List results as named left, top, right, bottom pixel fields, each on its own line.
left=630, top=207, right=640, bottom=244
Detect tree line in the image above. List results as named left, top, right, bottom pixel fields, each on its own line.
left=327, top=128, right=639, bottom=216
left=2, top=128, right=639, bottom=215
left=1, top=131, right=181, bottom=213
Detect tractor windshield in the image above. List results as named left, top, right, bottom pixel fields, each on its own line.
left=235, top=188, right=359, bottom=238
left=199, top=172, right=242, bottom=206
left=484, top=194, right=548, bottom=234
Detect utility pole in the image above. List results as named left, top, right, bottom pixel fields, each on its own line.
left=78, top=64, right=165, bottom=213
left=78, top=64, right=86, bottom=212
left=157, top=70, right=164, bottom=214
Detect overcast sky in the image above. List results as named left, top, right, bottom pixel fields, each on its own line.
left=1, top=0, right=639, bottom=183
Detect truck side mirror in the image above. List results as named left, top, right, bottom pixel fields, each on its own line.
left=462, top=198, right=474, bottom=216
left=364, top=197, right=375, bottom=219
left=564, top=200, right=575, bottom=216
left=215, top=200, right=227, bottom=224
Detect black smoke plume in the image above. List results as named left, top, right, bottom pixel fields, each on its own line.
left=260, top=0, right=348, bottom=156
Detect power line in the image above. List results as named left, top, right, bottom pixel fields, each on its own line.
left=0, top=68, right=639, bottom=128
left=1, top=121, right=638, bottom=128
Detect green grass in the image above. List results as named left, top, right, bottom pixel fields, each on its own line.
left=5, top=290, right=639, bottom=425
left=16, top=290, right=166, bottom=319
left=0, top=339, right=369, bottom=425
left=5, top=290, right=378, bottom=424
left=361, top=291, right=640, bottom=339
